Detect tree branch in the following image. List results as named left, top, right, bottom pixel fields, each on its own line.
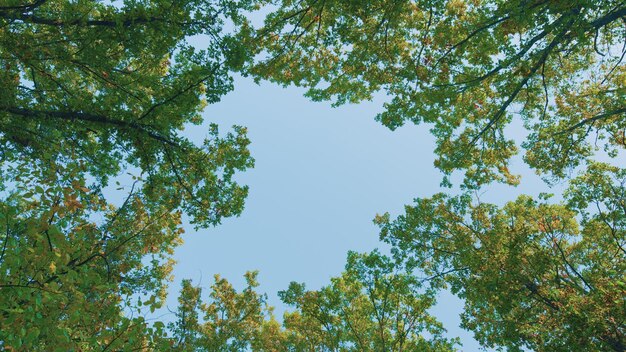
left=555, top=107, right=626, bottom=136
left=0, top=0, right=46, bottom=11
left=1, top=106, right=178, bottom=146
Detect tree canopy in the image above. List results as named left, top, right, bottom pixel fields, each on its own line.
left=0, top=0, right=256, bottom=349
left=0, top=0, right=256, bottom=227
left=276, top=251, right=457, bottom=351
left=163, top=252, right=457, bottom=351
left=1, top=0, right=625, bottom=351
left=377, top=163, right=626, bottom=351
left=254, top=0, right=626, bottom=188
left=253, top=0, right=626, bottom=350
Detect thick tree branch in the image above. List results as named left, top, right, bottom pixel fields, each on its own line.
left=0, top=0, right=46, bottom=11
left=556, top=107, right=626, bottom=135
left=1, top=106, right=178, bottom=146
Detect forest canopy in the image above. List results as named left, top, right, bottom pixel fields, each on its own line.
left=0, top=0, right=624, bottom=351
left=255, top=0, right=626, bottom=188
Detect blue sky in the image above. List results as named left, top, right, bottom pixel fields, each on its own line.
left=166, top=73, right=551, bottom=350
